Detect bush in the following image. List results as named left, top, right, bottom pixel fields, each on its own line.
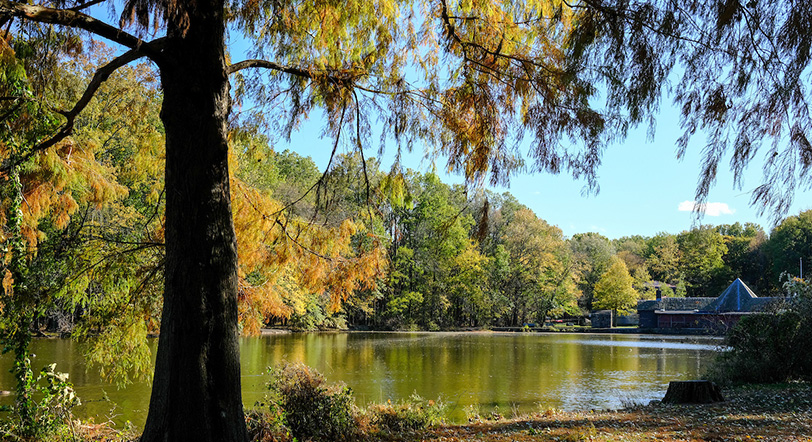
left=245, top=408, right=291, bottom=442
left=0, top=361, right=81, bottom=441
left=368, top=393, right=446, bottom=432
left=709, top=277, right=812, bottom=384
left=264, top=363, right=359, bottom=441
left=256, top=363, right=447, bottom=440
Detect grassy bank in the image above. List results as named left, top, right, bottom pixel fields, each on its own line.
left=368, top=383, right=812, bottom=442
left=56, top=382, right=810, bottom=442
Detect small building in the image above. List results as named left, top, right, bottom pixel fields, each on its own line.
left=592, top=310, right=613, bottom=328
left=637, top=279, right=783, bottom=333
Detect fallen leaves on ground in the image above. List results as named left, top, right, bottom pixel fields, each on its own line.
left=369, top=383, right=812, bottom=442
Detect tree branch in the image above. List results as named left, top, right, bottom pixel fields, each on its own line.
left=352, top=89, right=374, bottom=221
left=227, top=59, right=366, bottom=90
left=226, top=59, right=313, bottom=78
left=0, top=0, right=154, bottom=53
left=438, top=0, right=561, bottom=80
left=68, top=0, right=110, bottom=12
left=275, top=219, right=333, bottom=261
left=0, top=40, right=164, bottom=174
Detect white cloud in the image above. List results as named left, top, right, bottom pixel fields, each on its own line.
left=678, top=200, right=735, bottom=216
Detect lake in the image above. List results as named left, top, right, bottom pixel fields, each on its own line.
left=0, top=331, right=720, bottom=428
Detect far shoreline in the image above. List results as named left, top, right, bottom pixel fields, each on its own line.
left=258, top=326, right=726, bottom=339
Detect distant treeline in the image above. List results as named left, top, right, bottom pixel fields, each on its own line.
left=240, top=146, right=811, bottom=331
left=4, top=58, right=811, bottom=348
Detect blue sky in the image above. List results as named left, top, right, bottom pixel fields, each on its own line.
left=76, top=4, right=811, bottom=240
left=218, top=13, right=812, bottom=240
left=270, top=100, right=812, bottom=240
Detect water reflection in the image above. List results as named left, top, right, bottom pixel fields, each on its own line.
left=0, top=332, right=720, bottom=428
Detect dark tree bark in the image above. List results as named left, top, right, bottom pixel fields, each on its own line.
left=662, top=380, right=725, bottom=404
left=140, top=0, right=248, bottom=440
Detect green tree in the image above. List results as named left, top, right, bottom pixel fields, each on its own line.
left=716, top=222, right=769, bottom=294
left=614, top=236, right=648, bottom=258
left=569, top=232, right=615, bottom=311
left=382, top=172, right=475, bottom=329
left=446, top=242, right=490, bottom=327
left=678, top=226, right=728, bottom=296
left=659, top=284, right=675, bottom=298
left=767, top=210, right=812, bottom=287
left=674, top=277, right=688, bottom=298
left=645, top=233, right=681, bottom=284
left=496, top=208, right=576, bottom=325
left=614, top=236, right=650, bottom=287
left=593, top=256, right=638, bottom=316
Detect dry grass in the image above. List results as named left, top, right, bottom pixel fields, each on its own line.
left=368, top=383, right=812, bottom=442
left=53, top=383, right=812, bottom=442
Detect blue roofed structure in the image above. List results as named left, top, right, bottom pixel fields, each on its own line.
left=706, top=278, right=759, bottom=312
left=637, top=279, right=784, bottom=333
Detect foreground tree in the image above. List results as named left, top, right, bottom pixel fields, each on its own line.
left=2, top=0, right=812, bottom=440
left=0, top=1, right=590, bottom=438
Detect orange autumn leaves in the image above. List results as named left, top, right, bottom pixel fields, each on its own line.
left=1, top=34, right=386, bottom=335
left=231, top=166, right=386, bottom=335
left=4, top=141, right=128, bottom=249
left=3, top=120, right=385, bottom=336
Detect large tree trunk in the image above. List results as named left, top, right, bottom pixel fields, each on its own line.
left=140, top=0, right=248, bottom=440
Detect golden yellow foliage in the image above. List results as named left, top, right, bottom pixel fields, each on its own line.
left=1, top=269, right=12, bottom=300
left=230, top=167, right=386, bottom=333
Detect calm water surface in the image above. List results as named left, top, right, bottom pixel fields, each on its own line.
left=0, top=332, right=720, bottom=427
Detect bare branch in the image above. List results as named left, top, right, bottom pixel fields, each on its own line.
left=275, top=219, right=333, bottom=261
left=0, top=0, right=154, bottom=53
left=352, top=89, right=374, bottom=221
left=227, top=59, right=368, bottom=92
left=446, top=15, right=479, bottom=21
left=68, top=0, right=109, bottom=12
left=226, top=59, right=313, bottom=78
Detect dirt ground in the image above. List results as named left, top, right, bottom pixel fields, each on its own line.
left=371, top=383, right=812, bottom=442
left=71, top=383, right=811, bottom=442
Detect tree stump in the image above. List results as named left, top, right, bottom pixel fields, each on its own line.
left=662, top=380, right=725, bottom=404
